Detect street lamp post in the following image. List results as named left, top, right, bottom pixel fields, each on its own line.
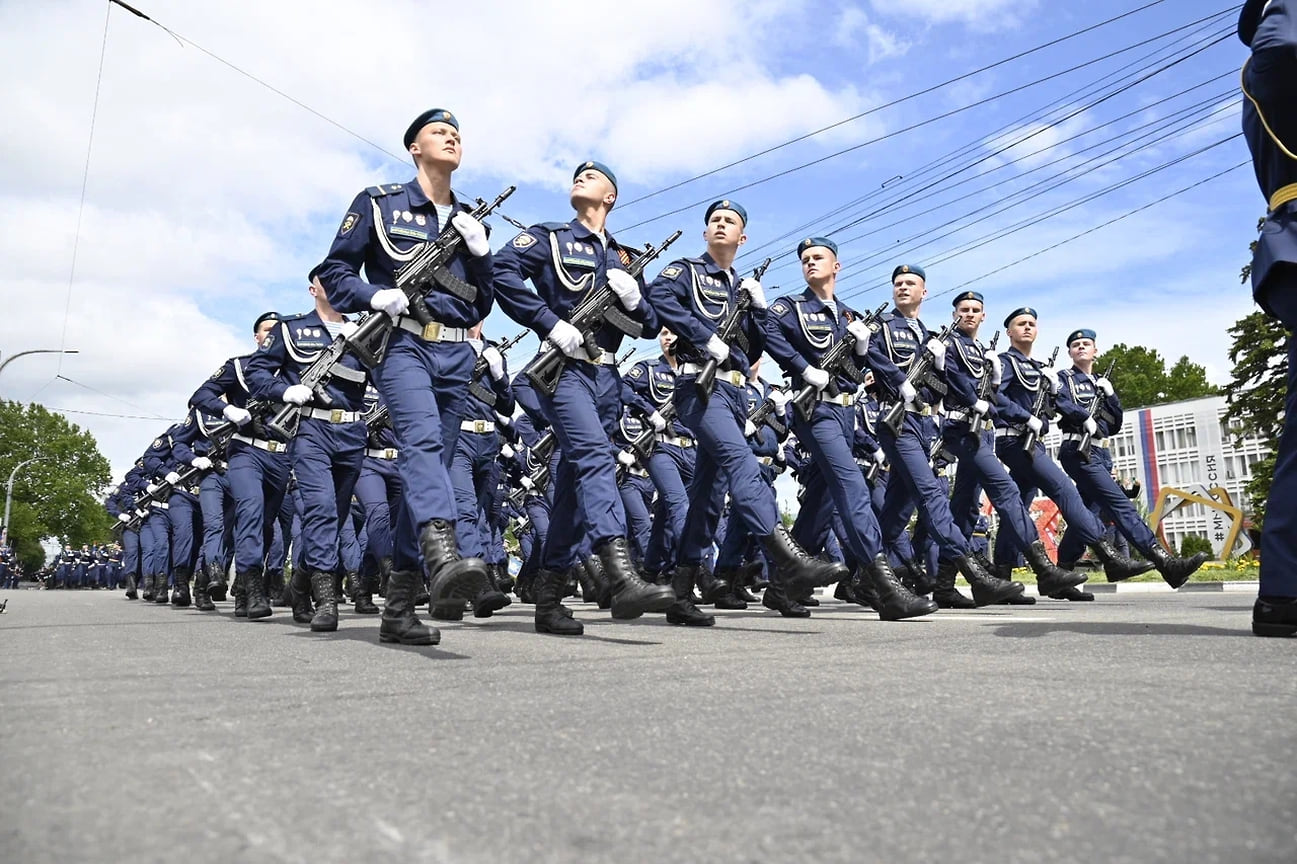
left=0, top=349, right=80, bottom=385
left=2, top=456, right=47, bottom=547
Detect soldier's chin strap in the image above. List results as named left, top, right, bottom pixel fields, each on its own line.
left=1241, top=60, right=1297, bottom=214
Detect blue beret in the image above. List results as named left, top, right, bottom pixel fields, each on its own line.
left=403, top=109, right=459, bottom=149
left=952, top=290, right=984, bottom=307
left=1238, top=0, right=1268, bottom=46
left=892, top=264, right=926, bottom=282
left=1066, top=328, right=1097, bottom=346
left=705, top=199, right=747, bottom=226
left=1003, top=307, right=1037, bottom=328
left=253, top=311, right=280, bottom=333
left=797, top=236, right=837, bottom=257
left=574, top=160, right=617, bottom=193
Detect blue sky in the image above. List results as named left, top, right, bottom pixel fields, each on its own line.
left=0, top=0, right=1261, bottom=478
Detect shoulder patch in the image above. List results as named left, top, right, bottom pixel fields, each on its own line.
left=511, top=233, right=537, bottom=249
left=627, top=365, right=645, bottom=379
left=210, top=365, right=225, bottom=380
left=260, top=333, right=275, bottom=350
left=152, top=438, right=163, bottom=449
left=660, top=265, right=682, bottom=279
left=771, top=301, right=789, bottom=316
left=338, top=212, right=360, bottom=237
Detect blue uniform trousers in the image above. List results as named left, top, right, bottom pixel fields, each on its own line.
left=122, top=529, right=140, bottom=584
left=879, top=413, right=967, bottom=562
left=449, top=427, right=500, bottom=558
left=1057, top=441, right=1158, bottom=563
left=643, top=443, right=695, bottom=573
left=618, top=471, right=654, bottom=561
left=227, top=440, right=290, bottom=573
left=378, top=335, right=473, bottom=571
left=995, top=436, right=1104, bottom=564
left=140, top=509, right=171, bottom=585
left=289, top=418, right=365, bottom=573
left=518, top=494, right=551, bottom=582
left=198, top=472, right=234, bottom=571
left=537, top=363, right=625, bottom=570
left=1259, top=279, right=1297, bottom=597
left=166, top=490, right=200, bottom=575
left=675, top=377, right=778, bottom=566
left=355, top=455, right=401, bottom=577
left=267, top=490, right=295, bottom=573
left=947, top=427, right=1039, bottom=555
left=339, top=501, right=363, bottom=573
left=798, top=402, right=885, bottom=565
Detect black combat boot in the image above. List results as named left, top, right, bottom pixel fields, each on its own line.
left=587, top=555, right=613, bottom=609
left=206, top=562, right=228, bottom=602
left=1023, top=541, right=1086, bottom=596
left=574, top=559, right=598, bottom=604
left=420, top=519, right=489, bottom=609
left=1144, top=544, right=1209, bottom=589
left=981, top=553, right=1035, bottom=606
left=1092, top=540, right=1156, bottom=582
left=761, top=573, right=810, bottom=618
left=870, top=554, right=939, bottom=620
left=598, top=537, right=675, bottom=620
left=170, top=567, right=192, bottom=608
left=153, top=574, right=171, bottom=604
left=309, top=570, right=339, bottom=632
left=232, top=572, right=248, bottom=617
left=377, top=557, right=392, bottom=598
left=141, top=572, right=155, bottom=602
left=342, top=570, right=358, bottom=602
left=515, top=565, right=538, bottom=604
left=353, top=567, right=379, bottom=615
left=534, top=568, right=584, bottom=636
left=193, top=565, right=215, bottom=612
left=287, top=566, right=314, bottom=623
left=1253, top=596, right=1297, bottom=637
left=849, top=566, right=881, bottom=611
left=897, top=556, right=935, bottom=596
left=431, top=599, right=466, bottom=621
left=746, top=559, right=770, bottom=592
left=379, top=569, right=438, bottom=645
left=696, top=564, right=723, bottom=605
left=666, top=565, right=715, bottom=627
left=833, top=576, right=859, bottom=604
left=956, top=554, right=1024, bottom=607
left=494, top=562, right=515, bottom=596
left=1049, top=586, right=1095, bottom=601
left=124, top=573, right=138, bottom=600
left=471, top=579, right=511, bottom=618
left=760, top=523, right=848, bottom=597
left=267, top=565, right=286, bottom=607
left=931, top=560, right=976, bottom=609
left=243, top=566, right=272, bottom=619
left=711, top=567, right=748, bottom=610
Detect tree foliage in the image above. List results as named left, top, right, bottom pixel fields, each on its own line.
left=0, top=401, right=112, bottom=570
left=1094, top=344, right=1218, bottom=409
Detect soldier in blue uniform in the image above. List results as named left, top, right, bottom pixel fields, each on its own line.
left=493, top=160, right=674, bottom=635
left=171, top=406, right=233, bottom=611
left=149, top=417, right=211, bottom=608
left=1240, top=0, right=1297, bottom=636
left=137, top=432, right=175, bottom=603
left=246, top=276, right=369, bottom=634
left=318, top=108, right=494, bottom=647
left=647, top=207, right=845, bottom=622
left=354, top=384, right=399, bottom=613
left=939, top=291, right=1087, bottom=606
left=1054, top=329, right=1208, bottom=587
left=612, top=406, right=655, bottom=565
left=993, top=309, right=1153, bottom=586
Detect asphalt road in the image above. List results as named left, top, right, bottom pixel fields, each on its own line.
left=1, top=587, right=1293, bottom=864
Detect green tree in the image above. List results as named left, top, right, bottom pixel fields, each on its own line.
left=1223, top=304, right=1287, bottom=531
left=1095, top=343, right=1218, bottom=408
left=0, top=401, right=112, bottom=571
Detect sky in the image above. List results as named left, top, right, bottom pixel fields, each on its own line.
left=0, top=0, right=1263, bottom=483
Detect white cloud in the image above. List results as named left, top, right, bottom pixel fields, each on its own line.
left=869, top=0, right=1039, bottom=31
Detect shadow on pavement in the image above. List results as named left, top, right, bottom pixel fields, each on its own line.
left=284, top=625, right=473, bottom=658
left=991, top=621, right=1247, bottom=639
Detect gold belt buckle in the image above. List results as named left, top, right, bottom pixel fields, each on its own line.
left=384, top=448, right=397, bottom=459
left=474, top=420, right=487, bottom=433
left=330, top=409, right=344, bottom=423
left=422, top=321, right=443, bottom=341
left=266, top=441, right=281, bottom=453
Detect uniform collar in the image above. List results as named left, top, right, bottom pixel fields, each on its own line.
left=402, top=178, right=463, bottom=211
left=798, top=287, right=838, bottom=313
left=568, top=218, right=614, bottom=247
left=698, top=251, right=734, bottom=281
left=1005, top=346, right=1033, bottom=361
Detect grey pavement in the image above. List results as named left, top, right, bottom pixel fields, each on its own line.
left=1, top=588, right=1294, bottom=864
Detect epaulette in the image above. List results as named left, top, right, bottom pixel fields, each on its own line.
left=365, top=183, right=405, bottom=198
left=538, top=222, right=568, bottom=232
left=682, top=256, right=706, bottom=265
left=278, top=312, right=312, bottom=323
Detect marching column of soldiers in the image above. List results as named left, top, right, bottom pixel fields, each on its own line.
left=98, top=106, right=1216, bottom=644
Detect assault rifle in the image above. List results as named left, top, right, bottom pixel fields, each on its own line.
left=265, top=186, right=516, bottom=439
left=524, top=229, right=683, bottom=396
left=467, top=330, right=528, bottom=407
left=792, top=303, right=888, bottom=422
left=880, top=323, right=954, bottom=435
left=1077, top=357, right=1118, bottom=462
left=616, top=400, right=678, bottom=483
left=695, top=257, right=772, bottom=401
left=966, top=331, right=1000, bottom=433
left=746, top=391, right=789, bottom=439
left=1020, top=346, right=1060, bottom=456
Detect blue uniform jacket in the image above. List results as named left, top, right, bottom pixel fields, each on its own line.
left=621, top=356, right=690, bottom=437
left=941, top=329, right=998, bottom=420
left=865, top=310, right=941, bottom=405
left=1056, top=367, right=1123, bottom=438
left=317, top=180, right=494, bottom=326
left=191, top=354, right=259, bottom=416
left=244, top=311, right=368, bottom=413
left=644, top=252, right=766, bottom=371
left=995, top=346, right=1054, bottom=435
left=764, top=290, right=872, bottom=392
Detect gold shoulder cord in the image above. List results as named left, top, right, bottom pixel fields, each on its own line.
left=1241, top=60, right=1297, bottom=212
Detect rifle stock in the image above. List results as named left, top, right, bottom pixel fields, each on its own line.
left=1020, top=346, right=1060, bottom=456
left=880, top=323, right=953, bottom=434
left=791, top=302, right=887, bottom=422
left=696, top=257, right=772, bottom=400
left=966, top=331, right=1000, bottom=432
left=1077, top=357, right=1118, bottom=462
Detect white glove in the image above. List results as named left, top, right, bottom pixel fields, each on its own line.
left=872, top=449, right=887, bottom=465
left=370, top=288, right=409, bottom=319
left=146, top=483, right=160, bottom=494
left=648, top=411, right=667, bottom=432
left=547, top=320, right=584, bottom=359
left=1041, top=367, right=1060, bottom=393
left=705, top=334, right=730, bottom=363
left=164, top=472, right=181, bottom=486
left=1026, top=416, right=1043, bottom=434
left=972, top=399, right=990, bottom=416
left=282, top=384, right=313, bottom=406
left=191, top=457, right=213, bottom=471
left=521, top=476, right=535, bottom=491
left=451, top=211, right=490, bottom=257
left=1083, top=417, right=1099, bottom=435
left=617, top=450, right=636, bottom=468
left=117, top=513, right=131, bottom=523
left=986, top=352, right=1003, bottom=387
left=803, top=366, right=830, bottom=391
left=899, top=380, right=917, bottom=403
left=606, top=268, right=642, bottom=311
left=500, top=443, right=515, bottom=459
left=847, top=320, right=872, bottom=355
left=482, top=346, right=505, bottom=381
left=741, top=277, right=766, bottom=310
left=495, top=412, right=513, bottom=426
left=222, top=404, right=252, bottom=426
left=1095, top=376, right=1114, bottom=397
left=744, top=420, right=758, bottom=437
left=769, top=389, right=792, bottom=410
left=924, top=338, right=947, bottom=371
